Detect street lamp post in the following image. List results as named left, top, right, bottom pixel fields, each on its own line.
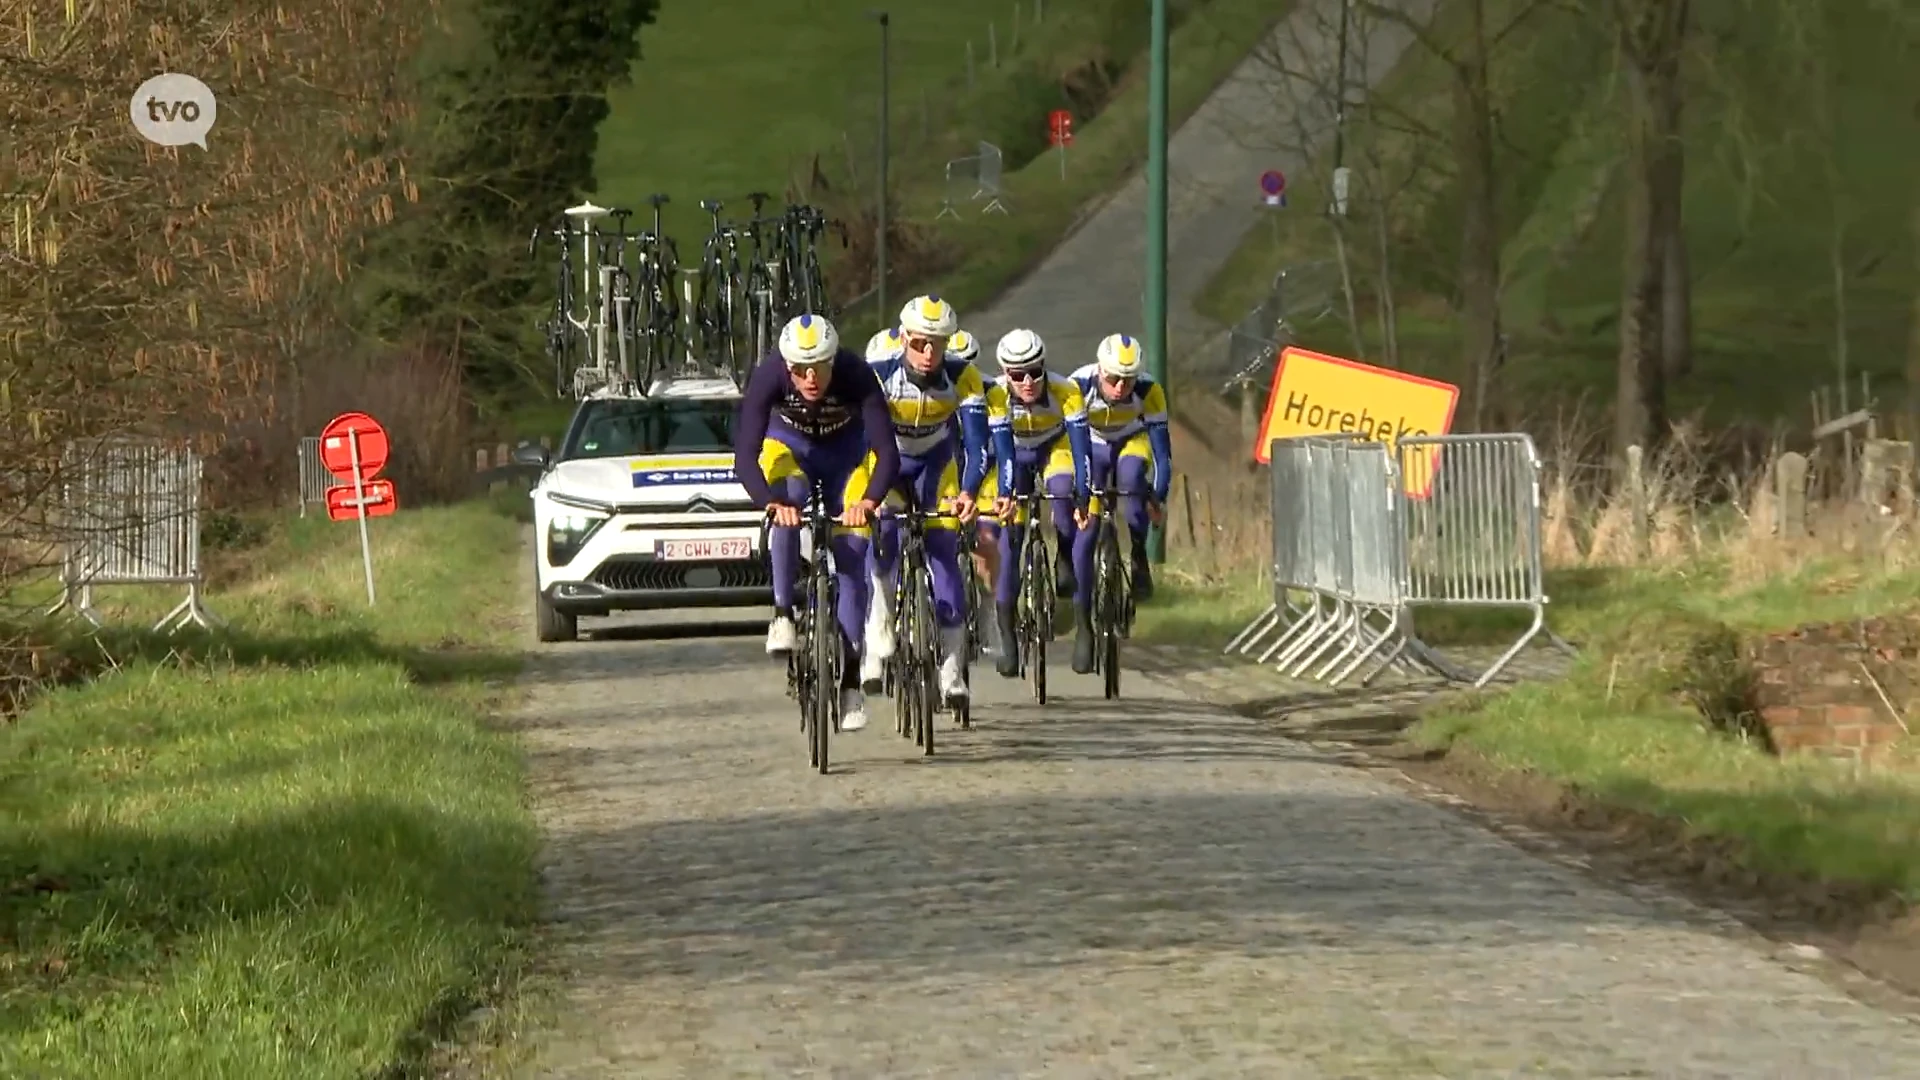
left=1144, top=0, right=1170, bottom=564
left=869, top=10, right=891, bottom=324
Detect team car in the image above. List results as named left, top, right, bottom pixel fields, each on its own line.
left=517, top=377, right=771, bottom=642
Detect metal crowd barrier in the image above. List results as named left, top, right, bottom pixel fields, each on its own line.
left=296, top=435, right=339, bottom=516
left=1225, top=431, right=1570, bottom=690
left=47, top=437, right=225, bottom=633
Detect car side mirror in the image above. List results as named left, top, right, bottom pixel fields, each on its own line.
left=512, top=443, right=550, bottom=469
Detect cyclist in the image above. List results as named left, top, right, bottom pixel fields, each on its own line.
left=734, top=313, right=901, bottom=732
left=982, top=328, right=1091, bottom=679
left=1067, top=331, right=1173, bottom=673
left=864, top=325, right=905, bottom=363
left=864, top=296, right=995, bottom=707
left=946, top=328, right=1003, bottom=651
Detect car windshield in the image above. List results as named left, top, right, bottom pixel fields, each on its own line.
left=562, top=399, right=737, bottom=460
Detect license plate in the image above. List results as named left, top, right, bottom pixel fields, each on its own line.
left=655, top=537, right=752, bottom=561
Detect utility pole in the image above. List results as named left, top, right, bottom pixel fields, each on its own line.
left=1144, top=0, right=1169, bottom=564
left=871, top=11, right=892, bottom=323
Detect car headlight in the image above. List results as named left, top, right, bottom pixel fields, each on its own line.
left=545, top=509, right=608, bottom=567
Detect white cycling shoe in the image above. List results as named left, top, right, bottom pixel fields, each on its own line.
left=840, top=688, right=869, bottom=731
left=865, top=568, right=896, bottom=661
left=765, top=614, right=798, bottom=655
left=937, top=626, right=969, bottom=701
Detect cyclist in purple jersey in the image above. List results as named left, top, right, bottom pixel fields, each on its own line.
left=733, top=313, right=900, bottom=731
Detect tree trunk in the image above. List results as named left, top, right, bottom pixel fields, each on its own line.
left=1907, top=199, right=1920, bottom=464
left=1612, top=0, right=1687, bottom=462
left=1455, top=0, right=1502, bottom=431
left=1661, top=225, right=1691, bottom=381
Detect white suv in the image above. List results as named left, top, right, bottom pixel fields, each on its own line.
left=519, top=377, right=769, bottom=642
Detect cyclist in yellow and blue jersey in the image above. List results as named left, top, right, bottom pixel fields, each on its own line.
left=945, top=329, right=1005, bottom=648
left=1067, top=332, right=1173, bottom=673
left=981, top=327, right=1091, bottom=679
left=862, top=295, right=998, bottom=706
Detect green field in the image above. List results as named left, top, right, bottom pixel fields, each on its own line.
left=0, top=503, right=536, bottom=1078
left=595, top=0, right=1066, bottom=249
left=588, top=0, right=1285, bottom=337
left=1192, top=0, right=1919, bottom=426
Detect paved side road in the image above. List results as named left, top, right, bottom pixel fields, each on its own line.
left=513, top=614, right=1920, bottom=1078
left=966, top=0, right=1434, bottom=370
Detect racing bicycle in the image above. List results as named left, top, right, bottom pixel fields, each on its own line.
left=693, top=198, right=753, bottom=384
left=769, top=476, right=843, bottom=774
left=878, top=501, right=970, bottom=756
left=1003, top=483, right=1059, bottom=706
left=1085, top=482, right=1147, bottom=700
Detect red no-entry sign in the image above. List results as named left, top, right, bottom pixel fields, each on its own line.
left=319, top=412, right=390, bottom=483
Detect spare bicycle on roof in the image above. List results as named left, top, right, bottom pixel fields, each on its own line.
left=530, top=195, right=846, bottom=401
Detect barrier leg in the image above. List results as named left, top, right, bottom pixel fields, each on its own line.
left=1329, top=605, right=1401, bottom=686
left=1465, top=604, right=1547, bottom=689
left=1286, top=601, right=1355, bottom=678
left=1224, top=604, right=1280, bottom=655
left=1259, top=600, right=1321, bottom=664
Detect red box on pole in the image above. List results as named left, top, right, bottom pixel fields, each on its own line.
left=326, top=479, right=398, bottom=521
left=1047, top=109, right=1073, bottom=147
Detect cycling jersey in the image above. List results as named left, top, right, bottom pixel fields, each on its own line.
left=733, top=348, right=899, bottom=509
left=1069, top=364, right=1173, bottom=502
left=986, top=370, right=1092, bottom=498
left=870, top=355, right=994, bottom=493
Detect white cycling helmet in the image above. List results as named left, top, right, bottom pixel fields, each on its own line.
left=778, top=313, right=839, bottom=366
left=995, top=328, right=1046, bottom=371
left=1095, top=332, right=1145, bottom=379
left=946, top=329, right=980, bottom=363
left=898, top=294, right=959, bottom=338
left=864, top=326, right=905, bottom=362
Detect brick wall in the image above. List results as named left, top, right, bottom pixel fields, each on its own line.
left=1747, top=617, right=1914, bottom=760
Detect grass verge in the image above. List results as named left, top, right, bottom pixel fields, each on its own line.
left=1407, top=556, right=1920, bottom=904
left=0, top=501, right=537, bottom=1079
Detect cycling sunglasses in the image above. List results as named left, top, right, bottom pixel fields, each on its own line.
left=1003, top=367, right=1043, bottom=382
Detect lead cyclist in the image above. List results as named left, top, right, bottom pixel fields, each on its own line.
left=732, top=313, right=901, bottom=731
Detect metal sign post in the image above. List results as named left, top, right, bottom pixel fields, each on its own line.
left=346, top=428, right=376, bottom=605
left=319, top=411, right=395, bottom=606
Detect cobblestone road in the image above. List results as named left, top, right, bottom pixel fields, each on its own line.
left=514, top=615, right=1920, bottom=1078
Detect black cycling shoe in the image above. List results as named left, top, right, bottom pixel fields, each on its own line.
left=1071, top=606, right=1095, bottom=674
left=994, top=602, right=1021, bottom=678
left=1130, top=542, right=1154, bottom=603
left=1054, top=547, right=1076, bottom=599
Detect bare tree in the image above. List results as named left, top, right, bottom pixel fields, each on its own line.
left=1608, top=0, right=1690, bottom=461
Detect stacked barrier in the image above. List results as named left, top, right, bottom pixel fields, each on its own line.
left=47, top=436, right=225, bottom=633
left=1225, top=432, right=1569, bottom=690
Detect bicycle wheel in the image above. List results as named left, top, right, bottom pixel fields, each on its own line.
left=891, top=567, right=914, bottom=741
left=1096, top=519, right=1124, bottom=700
left=810, top=552, right=835, bottom=773
left=1021, top=526, right=1049, bottom=706
left=909, top=562, right=937, bottom=756
left=796, top=579, right=817, bottom=744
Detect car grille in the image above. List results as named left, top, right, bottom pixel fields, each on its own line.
left=590, top=556, right=771, bottom=592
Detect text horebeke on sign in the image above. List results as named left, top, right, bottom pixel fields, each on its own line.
left=1252, top=346, right=1459, bottom=497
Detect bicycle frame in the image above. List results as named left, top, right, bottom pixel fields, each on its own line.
left=878, top=501, right=968, bottom=752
